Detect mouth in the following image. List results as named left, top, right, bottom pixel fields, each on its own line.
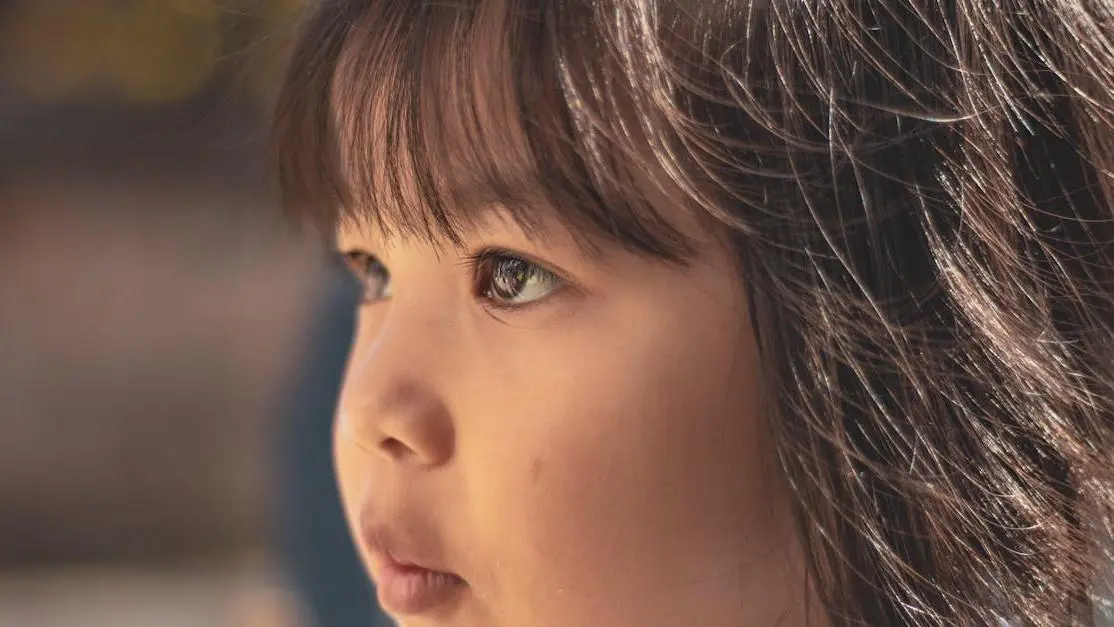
left=363, top=526, right=469, bottom=616
left=373, top=557, right=468, bottom=615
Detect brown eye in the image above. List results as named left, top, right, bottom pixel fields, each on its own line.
left=342, top=251, right=392, bottom=304
left=474, top=252, right=562, bottom=307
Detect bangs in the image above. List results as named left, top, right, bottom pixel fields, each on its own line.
left=271, top=0, right=710, bottom=259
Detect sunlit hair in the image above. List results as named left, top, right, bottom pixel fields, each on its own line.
left=271, top=1, right=1114, bottom=624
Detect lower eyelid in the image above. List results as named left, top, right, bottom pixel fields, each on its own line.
left=482, top=283, right=572, bottom=316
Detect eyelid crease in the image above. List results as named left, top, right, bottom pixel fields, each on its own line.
left=453, top=246, right=574, bottom=283
left=338, top=246, right=377, bottom=259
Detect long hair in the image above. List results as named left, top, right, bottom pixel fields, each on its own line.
left=270, top=1, right=1114, bottom=624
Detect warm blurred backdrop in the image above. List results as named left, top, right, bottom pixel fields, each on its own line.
left=0, top=2, right=333, bottom=625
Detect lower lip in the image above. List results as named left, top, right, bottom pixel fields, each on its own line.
left=376, top=562, right=466, bottom=615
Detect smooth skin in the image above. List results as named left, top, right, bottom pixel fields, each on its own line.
left=333, top=205, right=814, bottom=627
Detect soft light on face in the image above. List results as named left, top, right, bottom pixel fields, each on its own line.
left=333, top=207, right=811, bottom=627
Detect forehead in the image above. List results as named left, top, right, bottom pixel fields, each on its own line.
left=277, top=0, right=711, bottom=261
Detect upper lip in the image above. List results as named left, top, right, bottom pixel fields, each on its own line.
left=361, top=519, right=462, bottom=580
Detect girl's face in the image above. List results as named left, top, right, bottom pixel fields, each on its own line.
left=334, top=205, right=809, bottom=627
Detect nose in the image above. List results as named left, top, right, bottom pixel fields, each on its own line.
left=336, top=307, right=456, bottom=468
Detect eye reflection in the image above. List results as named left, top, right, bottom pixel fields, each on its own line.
left=342, top=250, right=392, bottom=304
left=472, top=251, right=563, bottom=308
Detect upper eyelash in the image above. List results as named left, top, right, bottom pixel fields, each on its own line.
left=457, top=248, right=565, bottom=280
left=340, top=246, right=562, bottom=282
left=457, top=248, right=519, bottom=271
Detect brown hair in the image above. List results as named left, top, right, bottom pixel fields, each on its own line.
left=271, top=1, right=1114, bottom=624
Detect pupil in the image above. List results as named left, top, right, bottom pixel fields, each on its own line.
left=493, top=258, right=529, bottom=298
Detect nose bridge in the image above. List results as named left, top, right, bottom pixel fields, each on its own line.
left=337, top=296, right=456, bottom=465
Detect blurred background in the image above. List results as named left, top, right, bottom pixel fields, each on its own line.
left=0, top=1, right=376, bottom=625
left=3, top=3, right=1114, bottom=627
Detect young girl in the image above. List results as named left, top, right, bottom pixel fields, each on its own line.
left=271, top=1, right=1114, bottom=625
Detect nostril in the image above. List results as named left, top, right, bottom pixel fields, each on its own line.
left=380, top=437, right=410, bottom=458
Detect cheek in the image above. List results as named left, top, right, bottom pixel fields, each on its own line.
left=461, top=307, right=777, bottom=617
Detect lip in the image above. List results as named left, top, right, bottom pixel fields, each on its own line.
left=363, top=525, right=468, bottom=615
left=373, top=557, right=467, bottom=614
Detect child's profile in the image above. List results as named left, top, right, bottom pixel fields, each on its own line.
left=270, top=1, right=1114, bottom=625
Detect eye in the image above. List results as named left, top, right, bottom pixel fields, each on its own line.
left=472, top=251, right=563, bottom=308
left=341, top=250, right=392, bottom=304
